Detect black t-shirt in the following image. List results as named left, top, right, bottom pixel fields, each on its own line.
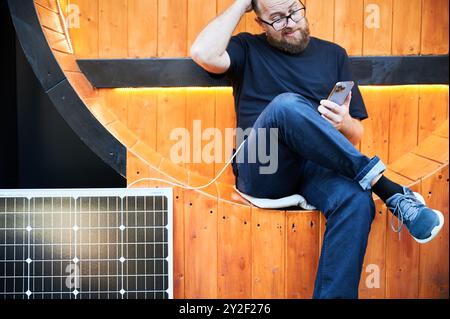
left=219, top=32, right=368, bottom=131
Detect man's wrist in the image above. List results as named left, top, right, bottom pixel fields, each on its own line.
left=340, top=116, right=361, bottom=144
left=234, top=0, right=251, bottom=15
left=339, top=114, right=353, bottom=133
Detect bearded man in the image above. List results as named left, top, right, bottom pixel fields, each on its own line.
left=190, top=0, right=444, bottom=299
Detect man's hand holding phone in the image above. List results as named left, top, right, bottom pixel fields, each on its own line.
left=318, top=91, right=353, bottom=131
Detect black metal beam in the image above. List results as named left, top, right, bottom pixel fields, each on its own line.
left=77, top=55, right=449, bottom=88
left=8, top=0, right=126, bottom=178
left=351, top=55, right=449, bottom=85
left=78, top=58, right=230, bottom=88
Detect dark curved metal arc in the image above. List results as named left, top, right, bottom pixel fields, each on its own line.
left=8, top=0, right=126, bottom=178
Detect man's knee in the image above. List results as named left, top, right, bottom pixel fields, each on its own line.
left=331, top=188, right=376, bottom=226
left=268, top=92, right=314, bottom=120
left=272, top=92, right=300, bottom=106
left=353, top=191, right=376, bottom=221
left=346, top=191, right=376, bottom=236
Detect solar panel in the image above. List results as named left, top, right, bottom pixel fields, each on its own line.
left=0, top=188, right=173, bottom=300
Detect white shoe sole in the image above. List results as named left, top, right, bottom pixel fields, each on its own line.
left=413, top=192, right=445, bottom=244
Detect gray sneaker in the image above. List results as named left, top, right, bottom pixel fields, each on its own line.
left=386, top=187, right=444, bottom=244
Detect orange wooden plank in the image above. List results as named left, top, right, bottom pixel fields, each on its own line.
left=57, top=0, right=68, bottom=13
left=106, top=121, right=138, bottom=148
left=421, top=0, right=449, bottom=55
left=359, top=200, right=387, bottom=299
left=156, top=90, right=187, bottom=167
left=217, top=0, right=246, bottom=35
left=127, top=151, right=151, bottom=187
left=186, top=90, right=217, bottom=179
left=389, top=153, right=443, bottom=182
left=65, top=71, right=98, bottom=100
left=98, top=0, right=128, bottom=58
left=85, top=96, right=118, bottom=126
left=215, top=89, right=236, bottom=185
left=216, top=181, right=251, bottom=207
left=156, top=0, right=189, bottom=185
left=35, top=0, right=59, bottom=12
left=418, top=86, right=449, bottom=143
left=433, top=120, right=449, bottom=139
left=52, top=50, right=80, bottom=72
left=43, top=27, right=72, bottom=53
left=334, top=0, right=364, bottom=55
left=158, top=158, right=190, bottom=187
left=54, top=0, right=73, bottom=50
left=127, top=91, right=158, bottom=150
left=218, top=201, right=252, bottom=298
left=99, top=89, right=128, bottom=122
left=419, top=166, right=449, bottom=299
left=285, top=211, right=319, bottom=299
left=128, top=0, right=158, bottom=58
left=413, top=135, right=449, bottom=164
left=187, top=171, right=218, bottom=199
left=360, top=88, right=390, bottom=163
left=184, top=190, right=218, bottom=298
left=363, top=0, right=393, bottom=55
left=388, top=86, right=420, bottom=164
left=158, top=0, right=188, bottom=57
left=187, top=0, right=217, bottom=49
left=36, top=3, right=65, bottom=33
left=392, top=0, right=422, bottom=55
left=252, top=209, right=286, bottom=299
left=68, top=0, right=99, bottom=58
left=130, top=141, right=163, bottom=170
left=305, top=0, right=334, bottom=42
left=184, top=172, right=218, bottom=299
left=383, top=168, right=415, bottom=188
left=172, top=184, right=186, bottom=299
left=385, top=182, right=421, bottom=298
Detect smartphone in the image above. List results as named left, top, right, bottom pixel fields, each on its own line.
left=327, top=81, right=354, bottom=106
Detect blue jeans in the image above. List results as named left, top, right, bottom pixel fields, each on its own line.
left=233, top=93, right=386, bottom=299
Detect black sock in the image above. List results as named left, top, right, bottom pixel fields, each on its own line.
left=372, top=175, right=405, bottom=203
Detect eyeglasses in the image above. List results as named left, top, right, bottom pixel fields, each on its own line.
left=259, top=6, right=306, bottom=32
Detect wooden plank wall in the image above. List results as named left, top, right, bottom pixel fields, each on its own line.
left=64, top=0, right=450, bottom=59
left=35, top=0, right=449, bottom=299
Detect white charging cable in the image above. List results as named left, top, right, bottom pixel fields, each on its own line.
left=127, top=139, right=247, bottom=190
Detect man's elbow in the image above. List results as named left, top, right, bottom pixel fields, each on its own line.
left=190, top=47, right=228, bottom=75
left=190, top=44, right=200, bottom=60
left=190, top=45, right=209, bottom=65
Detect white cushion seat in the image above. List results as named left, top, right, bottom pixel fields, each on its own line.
left=234, top=186, right=317, bottom=210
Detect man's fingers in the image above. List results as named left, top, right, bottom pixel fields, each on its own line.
left=318, top=105, right=340, bottom=122
left=344, top=91, right=352, bottom=106
left=320, top=100, right=341, bottom=114
left=321, top=115, right=336, bottom=127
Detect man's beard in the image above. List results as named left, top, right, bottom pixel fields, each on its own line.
left=266, top=23, right=311, bottom=54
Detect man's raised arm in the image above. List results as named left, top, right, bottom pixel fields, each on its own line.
left=190, top=0, right=252, bottom=74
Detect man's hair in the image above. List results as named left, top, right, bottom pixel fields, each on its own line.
left=252, top=0, right=261, bottom=14
left=252, top=1, right=306, bottom=16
